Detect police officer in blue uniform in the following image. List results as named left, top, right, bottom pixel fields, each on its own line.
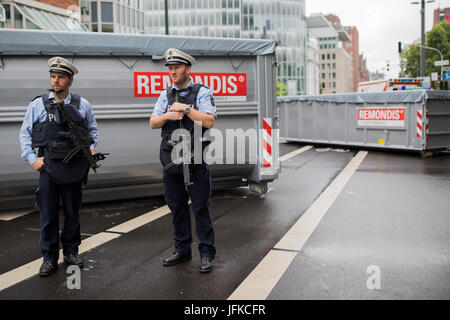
left=19, top=57, right=98, bottom=277
left=150, top=48, right=217, bottom=273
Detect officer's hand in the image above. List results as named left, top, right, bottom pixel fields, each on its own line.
left=91, top=149, right=98, bottom=163
left=32, top=157, right=45, bottom=172
left=169, top=102, right=187, bottom=113
left=164, top=111, right=184, bottom=121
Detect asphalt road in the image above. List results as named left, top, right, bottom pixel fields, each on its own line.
left=0, top=143, right=449, bottom=301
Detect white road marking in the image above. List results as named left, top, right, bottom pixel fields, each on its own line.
left=0, top=203, right=174, bottom=292
left=0, top=209, right=36, bottom=221
left=228, top=150, right=368, bottom=300
left=0, top=232, right=120, bottom=292
left=228, top=250, right=297, bottom=300
left=279, top=146, right=313, bottom=162
left=107, top=205, right=171, bottom=234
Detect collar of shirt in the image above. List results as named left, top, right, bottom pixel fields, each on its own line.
left=172, top=77, right=194, bottom=91
left=48, top=91, right=72, bottom=104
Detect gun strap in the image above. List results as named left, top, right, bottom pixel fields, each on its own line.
left=52, top=91, right=72, bottom=124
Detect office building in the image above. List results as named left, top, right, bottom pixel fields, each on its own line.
left=306, top=36, right=320, bottom=95
left=144, top=0, right=307, bottom=95
left=0, top=0, right=87, bottom=31
left=326, top=14, right=368, bottom=92
left=80, top=0, right=145, bottom=33
left=307, top=13, right=353, bottom=94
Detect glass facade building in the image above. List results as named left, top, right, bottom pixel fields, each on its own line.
left=144, top=0, right=307, bottom=95
left=0, top=0, right=87, bottom=31
left=80, top=0, right=145, bottom=33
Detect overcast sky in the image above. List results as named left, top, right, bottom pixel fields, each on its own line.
left=306, top=0, right=450, bottom=77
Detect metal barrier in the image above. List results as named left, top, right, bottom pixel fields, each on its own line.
left=0, top=30, right=280, bottom=211
left=278, top=91, right=450, bottom=155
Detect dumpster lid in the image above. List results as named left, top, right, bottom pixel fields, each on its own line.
left=0, top=29, right=277, bottom=57
left=277, top=90, right=450, bottom=104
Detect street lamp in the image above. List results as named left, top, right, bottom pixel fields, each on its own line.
left=411, top=0, right=435, bottom=77
left=165, top=0, right=169, bottom=35
left=411, top=43, right=445, bottom=85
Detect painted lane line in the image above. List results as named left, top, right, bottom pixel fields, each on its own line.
left=107, top=204, right=172, bottom=234
left=228, top=250, right=297, bottom=301
left=0, top=203, right=175, bottom=292
left=279, top=146, right=313, bottom=162
left=0, top=232, right=120, bottom=292
left=0, top=209, right=36, bottom=221
left=228, top=150, right=368, bottom=300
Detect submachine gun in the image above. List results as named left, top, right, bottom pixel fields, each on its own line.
left=167, top=130, right=193, bottom=191
left=175, top=89, right=193, bottom=190
left=50, top=89, right=108, bottom=173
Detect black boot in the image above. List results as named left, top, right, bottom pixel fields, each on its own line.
left=39, top=260, right=58, bottom=277
left=199, top=257, right=213, bottom=273
left=163, top=252, right=192, bottom=266
left=64, top=254, right=84, bottom=268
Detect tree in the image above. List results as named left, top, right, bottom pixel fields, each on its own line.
left=401, top=21, right=449, bottom=78
left=277, top=81, right=288, bottom=96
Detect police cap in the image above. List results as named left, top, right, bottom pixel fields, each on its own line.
left=48, top=57, right=78, bottom=77
left=164, top=48, right=196, bottom=66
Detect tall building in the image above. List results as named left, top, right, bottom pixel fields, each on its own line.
left=80, top=0, right=145, bottom=33
left=326, top=15, right=363, bottom=92
left=306, top=36, right=320, bottom=95
left=0, top=0, right=87, bottom=31
left=359, top=54, right=369, bottom=83
left=307, top=13, right=353, bottom=94
left=144, top=0, right=307, bottom=95
left=433, top=7, right=450, bottom=27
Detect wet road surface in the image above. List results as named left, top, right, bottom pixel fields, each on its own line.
left=0, top=144, right=449, bottom=300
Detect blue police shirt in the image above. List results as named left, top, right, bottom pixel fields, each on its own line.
left=19, top=92, right=99, bottom=166
left=152, top=78, right=217, bottom=118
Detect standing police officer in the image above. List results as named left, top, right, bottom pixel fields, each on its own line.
left=150, top=48, right=217, bottom=273
left=19, top=57, right=98, bottom=277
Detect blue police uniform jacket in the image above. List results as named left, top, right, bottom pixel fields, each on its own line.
left=20, top=91, right=98, bottom=166
left=152, top=78, right=217, bottom=119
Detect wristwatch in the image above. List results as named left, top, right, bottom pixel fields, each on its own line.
left=184, top=104, right=192, bottom=115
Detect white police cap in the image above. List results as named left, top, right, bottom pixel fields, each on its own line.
left=164, top=48, right=196, bottom=66
left=48, top=57, right=79, bottom=77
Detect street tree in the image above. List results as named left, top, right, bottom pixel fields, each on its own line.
left=401, top=21, right=449, bottom=78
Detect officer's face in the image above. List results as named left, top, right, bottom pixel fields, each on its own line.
left=168, top=64, right=191, bottom=86
left=50, top=72, right=73, bottom=93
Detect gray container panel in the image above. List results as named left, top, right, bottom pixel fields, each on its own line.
left=0, top=30, right=281, bottom=210
left=279, top=91, right=450, bottom=152
left=0, top=55, right=259, bottom=109
left=330, top=103, right=347, bottom=143
left=427, top=99, right=450, bottom=150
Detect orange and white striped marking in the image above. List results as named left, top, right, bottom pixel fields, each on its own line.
left=417, top=110, right=423, bottom=138
left=262, top=118, right=273, bottom=168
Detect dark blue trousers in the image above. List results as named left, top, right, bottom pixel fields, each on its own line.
left=163, top=163, right=216, bottom=259
left=35, top=170, right=83, bottom=261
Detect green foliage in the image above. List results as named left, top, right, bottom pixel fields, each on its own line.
left=401, top=21, right=449, bottom=78
left=277, top=81, right=288, bottom=96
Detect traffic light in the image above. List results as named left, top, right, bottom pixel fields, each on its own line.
left=387, top=63, right=390, bottom=71
left=398, top=41, right=402, bottom=54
